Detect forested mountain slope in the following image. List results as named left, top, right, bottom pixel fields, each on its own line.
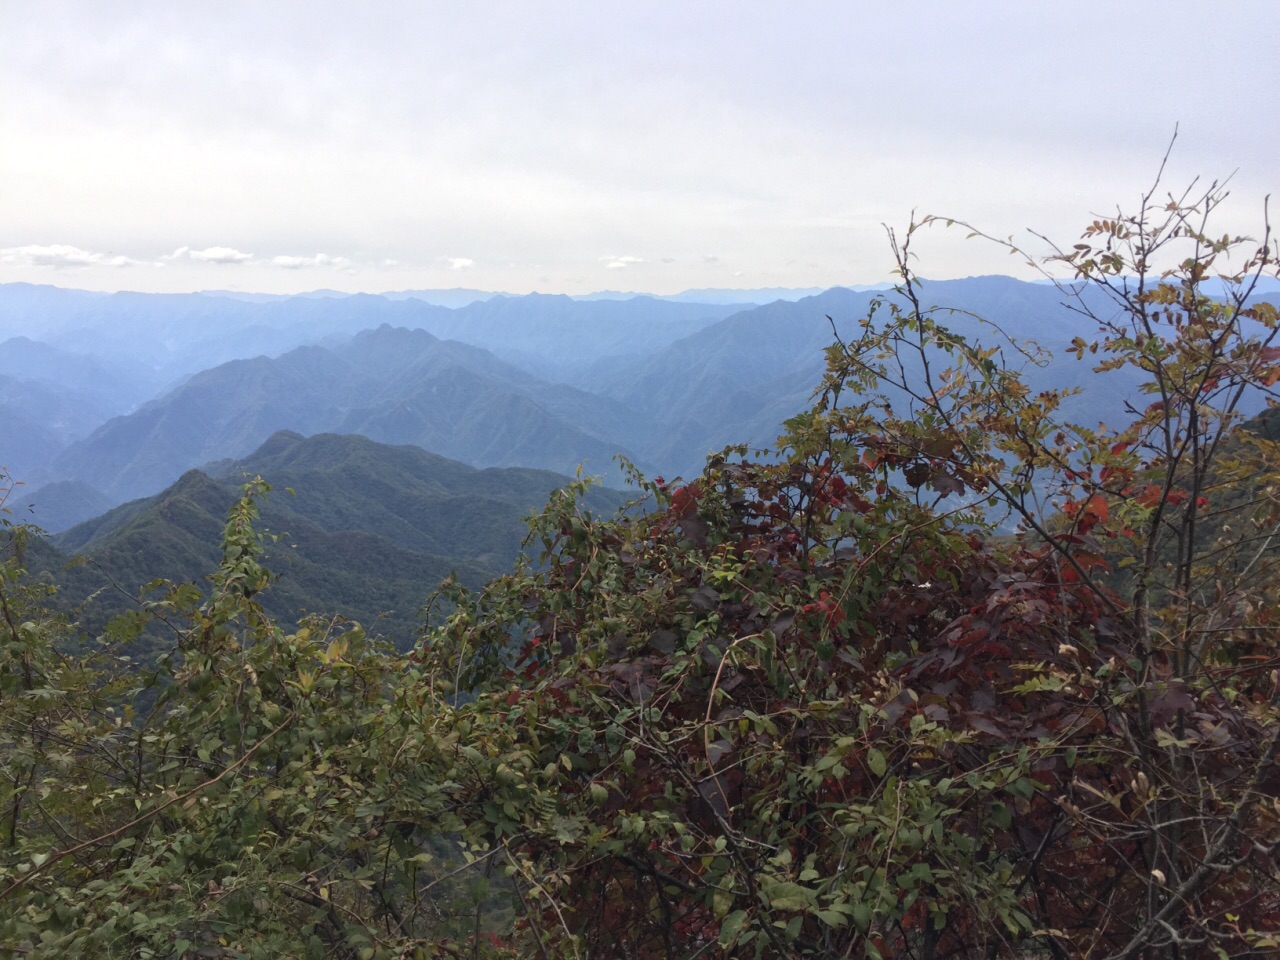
left=41, top=431, right=625, bottom=648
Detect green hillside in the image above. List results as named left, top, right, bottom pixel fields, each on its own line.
left=40, top=431, right=627, bottom=650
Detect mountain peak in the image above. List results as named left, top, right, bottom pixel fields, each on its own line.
left=255, top=430, right=307, bottom=456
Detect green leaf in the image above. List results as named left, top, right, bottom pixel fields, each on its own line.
left=718, top=909, right=749, bottom=947
left=712, top=886, right=734, bottom=919
left=852, top=902, right=872, bottom=933
left=761, top=879, right=816, bottom=912
left=866, top=748, right=887, bottom=778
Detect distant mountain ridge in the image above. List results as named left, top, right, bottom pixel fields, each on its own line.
left=45, top=323, right=655, bottom=503
left=17, top=480, right=114, bottom=533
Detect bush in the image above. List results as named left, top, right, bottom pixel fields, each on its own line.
left=426, top=175, right=1280, bottom=958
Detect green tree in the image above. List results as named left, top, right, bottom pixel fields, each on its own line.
left=1, top=481, right=514, bottom=958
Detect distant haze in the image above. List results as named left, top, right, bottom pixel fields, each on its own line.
left=2, top=2, right=1277, bottom=296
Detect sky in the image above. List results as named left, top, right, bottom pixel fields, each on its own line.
left=2, top=2, right=1277, bottom=296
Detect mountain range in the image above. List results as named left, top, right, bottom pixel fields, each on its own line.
left=7, top=274, right=1275, bottom=535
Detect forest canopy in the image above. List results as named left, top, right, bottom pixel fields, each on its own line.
left=2, top=176, right=1279, bottom=959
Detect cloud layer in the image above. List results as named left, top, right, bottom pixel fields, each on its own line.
left=1, top=243, right=367, bottom=280
left=602, top=256, right=644, bottom=270
left=0, top=244, right=141, bottom=269
left=167, top=246, right=253, bottom=264
left=272, top=253, right=353, bottom=270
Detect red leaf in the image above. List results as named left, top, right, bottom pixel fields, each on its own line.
left=1083, top=493, right=1109, bottom=522
left=1134, top=484, right=1162, bottom=509
left=670, top=482, right=702, bottom=519
left=1073, top=549, right=1110, bottom=573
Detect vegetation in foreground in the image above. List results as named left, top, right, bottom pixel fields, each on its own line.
left=1, top=177, right=1279, bottom=958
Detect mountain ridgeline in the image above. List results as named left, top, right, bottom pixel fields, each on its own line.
left=33, top=430, right=627, bottom=649
left=11, top=275, right=1248, bottom=515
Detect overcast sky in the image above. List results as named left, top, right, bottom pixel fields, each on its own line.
left=2, top=2, right=1277, bottom=296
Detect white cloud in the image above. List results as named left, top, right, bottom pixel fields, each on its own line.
left=167, top=245, right=253, bottom=264
left=272, top=252, right=352, bottom=269
left=0, top=243, right=140, bottom=269
left=602, top=255, right=644, bottom=270
left=444, top=257, right=475, bottom=270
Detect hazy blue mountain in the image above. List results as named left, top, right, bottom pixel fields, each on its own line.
left=198, top=290, right=296, bottom=303
left=338, top=324, right=658, bottom=453
left=382, top=288, right=504, bottom=307
left=650, top=285, right=836, bottom=303
left=371, top=292, right=741, bottom=380
left=12, top=274, right=1267, bottom=514
left=198, top=289, right=366, bottom=301
left=1, top=282, right=754, bottom=388
left=0, top=283, right=453, bottom=383
left=0, top=283, right=111, bottom=334
left=571, top=284, right=893, bottom=303
left=0, top=368, right=147, bottom=483
left=335, top=365, right=643, bottom=478
left=14, top=479, right=114, bottom=533
left=0, top=335, right=161, bottom=415
left=0, top=399, right=64, bottom=485
left=46, top=325, right=651, bottom=503
left=47, top=345, right=359, bottom=502
left=0, top=331, right=136, bottom=483
left=586, top=277, right=1153, bottom=476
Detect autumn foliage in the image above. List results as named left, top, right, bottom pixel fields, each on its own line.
left=424, top=176, right=1280, bottom=958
